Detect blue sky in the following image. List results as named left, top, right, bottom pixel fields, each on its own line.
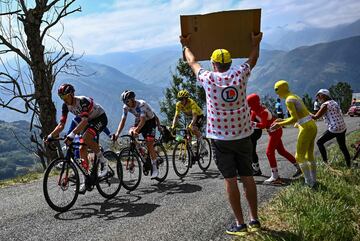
left=58, top=0, right=360, bottom=55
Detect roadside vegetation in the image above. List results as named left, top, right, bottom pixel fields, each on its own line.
left=239, top=130, right=360, bottom=241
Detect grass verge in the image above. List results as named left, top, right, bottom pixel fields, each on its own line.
left=0, top=171, right=43, bottom=188
left=237, top=130, right=360, bottom=241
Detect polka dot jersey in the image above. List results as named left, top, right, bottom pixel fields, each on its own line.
left=197, top=63, right=253, bottom=140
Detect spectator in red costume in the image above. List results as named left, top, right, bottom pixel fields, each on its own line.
left=247, top=93, right=301, bottom=184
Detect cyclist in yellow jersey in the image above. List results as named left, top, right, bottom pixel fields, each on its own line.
left=171, top=90, right=206, bottom=150
left=270, top=80, right=318, bottom=188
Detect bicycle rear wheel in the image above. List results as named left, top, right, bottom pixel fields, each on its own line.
left=43, top=158, right=79, bottom=212
left=118, top=147, right=142, bottom=191
left=198, top=138, right=212, bottom=171
left=96, top=150, right=122, bottom=198
left=172, top=141, right=191, bottom=178
left=153, top=142, right=169, bottom=182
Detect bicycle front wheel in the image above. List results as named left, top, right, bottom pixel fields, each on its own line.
left=96, top=150, right=122, bottom=198
left=153, top=142, right=169, bottom=182
left=198, top=138, right=212, bottom=171
left=118, top=148, right=142, bottom=191
left=172, top=141, right=191, bottom=178
left=43, top=158, right=79, bottom=212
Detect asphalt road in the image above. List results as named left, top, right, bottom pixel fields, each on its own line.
left=0, top=116, right=359, bottom=241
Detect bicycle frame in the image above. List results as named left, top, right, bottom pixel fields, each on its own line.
left=51, top=139, right=103, bottom=188
left=177, top=129, right=200, bottom=168
left=120, top=135, right=153, bottom=172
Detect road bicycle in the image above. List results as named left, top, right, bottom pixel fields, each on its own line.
left=172, top=128, right=212, bottom=178
left=43, top=137, right=122, bottom=212
left=117, top=134, right=169, bottom=191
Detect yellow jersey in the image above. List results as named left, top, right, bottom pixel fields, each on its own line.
left=175, top=98, right=203, bottom=117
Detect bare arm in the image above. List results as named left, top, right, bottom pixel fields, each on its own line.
left=134, top=116, right=146, bottom=134
left=246, top=32, right=263, bottom=70
left=113, top=117, right=126, bottom=140
left=180, top=35, right=201, bottom=75
left=312, top=104, right=327, bottom=120
left=49, top=122, right=65, bottom=138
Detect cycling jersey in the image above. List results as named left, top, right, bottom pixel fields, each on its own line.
left=122, top=99, right=155, bottom=124
left=175, top=98, right=203, bottom=117
left=60, top=96, right=105, bottom=124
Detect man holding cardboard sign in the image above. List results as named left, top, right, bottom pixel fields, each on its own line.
left=180, top=27, right=262, bottom=236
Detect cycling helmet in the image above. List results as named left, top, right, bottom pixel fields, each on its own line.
left=121, top=90, right=135, bottom=103
left=177, top=90, right=189, bottom=99
left=58, top=83, right=75, bottom=96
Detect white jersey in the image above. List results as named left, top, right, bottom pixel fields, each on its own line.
left=197, top=63, right=253, bottom=140
left=322, top=100, right=346, bottom=133
left=122, top=99, right=155, bottom=124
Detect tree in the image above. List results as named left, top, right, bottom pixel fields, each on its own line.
left=329, top=82, right=353, bottom=113
left=159, top=58, right=205, bottom=127
left=262, top=94, right=276, bottom=115
left=0, top=1, right=81, bottom=164
left=302, top=93, right=313, bottom=112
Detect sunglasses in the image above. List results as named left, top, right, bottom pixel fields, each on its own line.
left=125, top=98, right=134, bottom=104
left=178, top=97, right=186, bottom=101
left=59, top=93, right=70, bottom=99
left=274, top=88, right=279, bottom=92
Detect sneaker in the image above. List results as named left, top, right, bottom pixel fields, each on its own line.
left=151, top=163, right=159, bottom=179
left=98, top=164, right=108, bottom=178
left=78, top=183, right=86, bottom=195
left=253, top=169, right=262, bottom=176
left=225, top=223, right=248, bottom=236
left=248, top=220, right=261, bottom=232
left=292, top=168, right=302, bottom=178
left=264, top=176, right=283, bottom=185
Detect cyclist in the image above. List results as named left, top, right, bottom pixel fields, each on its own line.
left=46, top=83, right=109, bottom=193
left=112, top=90, right=161, bottom=178
left=171, top=90, right=206, bottom=153
left=271, top=80, right=318, bottom=188
left=247, top=93, right=301, bottom=184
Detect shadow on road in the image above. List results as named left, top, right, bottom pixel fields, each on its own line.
left=188, top=169, right=222, bottom=180
left=54, top=195, right=160, bottom=221
left=134, top=181, right=202, bottom=196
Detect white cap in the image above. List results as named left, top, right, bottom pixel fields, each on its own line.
left=316, top=89, right=331, bottom=97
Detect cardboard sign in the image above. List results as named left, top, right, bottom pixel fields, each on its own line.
left=180, top=9, right=261, bottom=61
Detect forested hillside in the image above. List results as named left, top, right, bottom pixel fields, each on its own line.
left=0, top=120, right=37, bottom=180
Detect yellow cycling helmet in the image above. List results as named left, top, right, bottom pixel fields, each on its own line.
left=177, top=90, right=189, bottom=99
left=210, top=49, right=232, bottom=64
left=274, top=80, right=290, bottom=98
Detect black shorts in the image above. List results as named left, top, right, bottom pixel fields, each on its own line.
left=85, top=113, right=108, bottom=137
left=211, top=137, right=253, bottom=178
left=139, top=117, right=156, bottom=139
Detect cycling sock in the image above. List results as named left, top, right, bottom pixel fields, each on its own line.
left=271, top=168, right=279, bottom=179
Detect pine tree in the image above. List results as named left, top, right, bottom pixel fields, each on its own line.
left=159, top=58, right=206, bottom=127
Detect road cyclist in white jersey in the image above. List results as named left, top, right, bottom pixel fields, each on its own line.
left=46, top=83, right=109, bottom=193
left=112, top=90, right=162, bottom=178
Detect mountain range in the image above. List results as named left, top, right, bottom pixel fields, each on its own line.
left=1, top=18, right=360, bottom=126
